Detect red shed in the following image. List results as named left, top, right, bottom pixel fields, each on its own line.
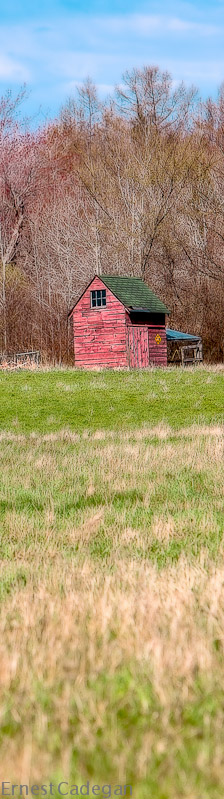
left=68, top=274, right=170, bottom=368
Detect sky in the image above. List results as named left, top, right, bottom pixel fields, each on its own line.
left=0, top=0, right=224, bottom=123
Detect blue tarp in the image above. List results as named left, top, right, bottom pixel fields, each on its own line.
left=166, top=329, right=201, bottom=342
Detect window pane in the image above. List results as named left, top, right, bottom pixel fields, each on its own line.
left=91, top=288, right=106, bottom=308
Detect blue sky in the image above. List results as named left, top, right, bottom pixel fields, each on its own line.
left=0, top=0, right=223, bottom=122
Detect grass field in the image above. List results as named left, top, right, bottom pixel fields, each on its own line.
left=0, top=365, right=223, bottom=432
left=0, top=367, right=224, bottom=799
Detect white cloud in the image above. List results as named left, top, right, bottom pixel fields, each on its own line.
left=93, top=13, right=221, bottom=37
left=66, top=79, right=115, bottom=96
left=171, top=59, right=224, bottom=82
left=167, top=17, right=219, bottom=34
left=95, top=14, right=161, bottom=35
left=0, top=53, right=29, bottom=81
left=0, top=9, right=224, bottom=116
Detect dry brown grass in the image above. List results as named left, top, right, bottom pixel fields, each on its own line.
left=1, top=558, right=224, bottom=793
left=0, top=423, right=224, bottom=797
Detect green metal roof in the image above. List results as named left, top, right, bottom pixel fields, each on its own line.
left=100, top=275, right=170, bottom=314
left=166, top=329, right=201, bottom=342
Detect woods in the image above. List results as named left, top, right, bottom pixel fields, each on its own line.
left=0, top=67, right=224, bottom=363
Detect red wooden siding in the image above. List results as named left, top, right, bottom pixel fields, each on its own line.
left=72, top=276, right=128, bottom=368
left=148, top=326, right=167, bottom=366
left=126, top=324, right=167, bottom=367
left=126, top=325, right=149, bottom=368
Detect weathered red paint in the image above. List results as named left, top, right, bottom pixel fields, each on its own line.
left=70, top=276, right=167, bottom=368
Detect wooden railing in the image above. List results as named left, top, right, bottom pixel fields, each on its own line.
left=180, top=343, right=203, bottom=366
left=0, top=351, right=40, bottom=369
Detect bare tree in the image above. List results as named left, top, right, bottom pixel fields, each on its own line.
left=0, top=70, right=223, bottom=362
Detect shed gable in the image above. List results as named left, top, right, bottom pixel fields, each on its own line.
left=68, top=275, right=125, bottom=316
left=68, top=274, right=169, bottom=317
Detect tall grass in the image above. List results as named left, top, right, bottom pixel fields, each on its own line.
left=0, top=392, right=224, bottom=797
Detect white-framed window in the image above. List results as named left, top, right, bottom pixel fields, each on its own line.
left=91, top=289, right=106, bottom=308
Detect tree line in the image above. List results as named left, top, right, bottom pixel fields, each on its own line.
left=0, top=67, right=224, bottom=362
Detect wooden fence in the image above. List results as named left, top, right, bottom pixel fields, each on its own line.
left=0, top=351, right=40, bottom=369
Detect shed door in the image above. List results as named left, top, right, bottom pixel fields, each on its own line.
left=126, top=326, right=150, bottom=368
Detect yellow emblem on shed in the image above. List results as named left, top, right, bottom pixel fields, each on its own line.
left=155, top=333, right=162, bottom=344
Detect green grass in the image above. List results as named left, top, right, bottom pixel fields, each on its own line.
left=0, top=366, right=223, bottom=432
left=0, top=430, right=223, bottom=569
left=0, top=367, right=224, bottom=799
